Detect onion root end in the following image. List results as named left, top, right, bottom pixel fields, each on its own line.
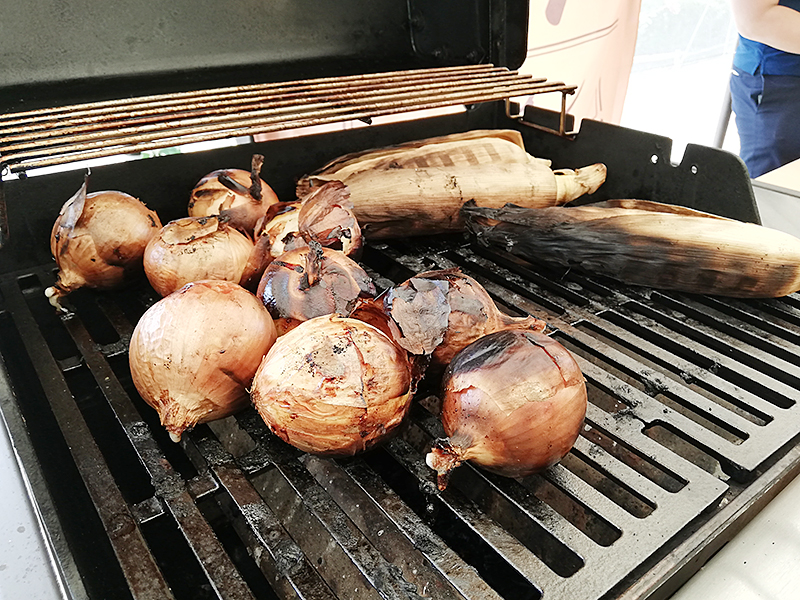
left=426, top=439, right=464, bottom=491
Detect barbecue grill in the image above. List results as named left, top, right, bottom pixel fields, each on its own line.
left=3, top=2, right=800, bottom=599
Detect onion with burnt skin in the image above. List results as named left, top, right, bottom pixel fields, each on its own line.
left=296, top=181, right=362, bottom=258
left=251, top=315, right=414, bottom=456
left=144, top=215, right=254, bottom=296
left=129, top=280, right=277, bottom=442
left=242, top=182, right=364, bottom=290
left=46, top=177, right=161, bottom=311
left=188, top=154, right=279, bottom=234
left=365, top=268, right=546, bottom=370
left=256, top=242, right=376, bottom=335
left=426, top=329, right=587, bottom=490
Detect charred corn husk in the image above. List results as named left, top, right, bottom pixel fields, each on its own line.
left=297, top=130, right=606, bottom=239
left=462, top=199, right=800, bottom=298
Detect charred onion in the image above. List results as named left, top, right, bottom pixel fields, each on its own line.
left=256, top=241, right=376, bottom=335
left=426, top=329, right=587, bottom=490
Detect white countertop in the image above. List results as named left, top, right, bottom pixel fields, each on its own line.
left=670, top=471, right=800, bottom=600
left=751, top=157, right=800, bottom=239
left=0, top=415, right=65, bottom=600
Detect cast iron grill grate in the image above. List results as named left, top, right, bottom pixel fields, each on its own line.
left=2, top=234, right=800, bottom=600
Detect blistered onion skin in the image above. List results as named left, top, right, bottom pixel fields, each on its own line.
left=129, top=280, right=277, bottom=442
left=426, top=329, right=587, bottom=491
left=46, top=180, right=161, bottom=310
left=256, top=242, right=376, bottom=335
left=144, top=215, right=255, bottom=297
left=251, top=315, right=413, bottom=456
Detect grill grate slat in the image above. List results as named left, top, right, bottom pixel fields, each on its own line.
left=386, top=435, right=559, bottom=593
left=339, top=456, right=505, bottom=600
left=187, top=432, right=340, bottom=600
left=234, top=412, right=428, bottom=600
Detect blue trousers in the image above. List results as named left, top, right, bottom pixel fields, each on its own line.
left=730, top=66, right=800, bottom=179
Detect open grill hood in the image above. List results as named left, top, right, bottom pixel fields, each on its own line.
left=3, top=2, right=799, bottom=599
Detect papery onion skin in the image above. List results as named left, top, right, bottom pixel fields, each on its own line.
left=256, top=243, right=376, bottom=335
left=297, top=181, right=362, bottom=258
left=47, top=183, right=161, bottom=309
left=251, top=315, right=413, bottom=456
left=258, top=202, right=302, bottom=259
left=426, top=329, right=587, bottom=490
left=144, top=215, right=255, bottom=296
left=129, top=280, right=277, bottom=442
left=382, top=268, right=547, bottom=368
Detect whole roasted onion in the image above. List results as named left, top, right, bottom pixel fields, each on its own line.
left=426, top=329, right=587, bottom=490
left=372, top=269, right=546, bottom=369
left=46, top=177, right=161, bottom=310
left=256, top=242, right=376, bottom=335
left=129, top=280, right=277, bottom=442
left=144, top=215, right=254, bottom=296
left=242, top=183, right=364, bottom=290
left=188, top=154, right=279, bottom=234
left=251, top=315, right=414, bottom=456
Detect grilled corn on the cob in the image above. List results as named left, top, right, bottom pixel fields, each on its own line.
left=462, top=199, right=800, bottom=298
left=297, top=130, right=607, bottom=239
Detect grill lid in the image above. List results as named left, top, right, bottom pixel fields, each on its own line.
left=0, top=0, right=529, bottom=113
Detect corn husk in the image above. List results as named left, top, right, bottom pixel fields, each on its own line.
left=297, top=130, right=607, bottom=239
left=462, top=199, right=800, bottom=298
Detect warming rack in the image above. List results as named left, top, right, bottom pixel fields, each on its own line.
left=0, top=64, right=575, bottom=176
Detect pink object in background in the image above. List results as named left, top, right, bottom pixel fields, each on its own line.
left=523, top=0, right=642, bottom=125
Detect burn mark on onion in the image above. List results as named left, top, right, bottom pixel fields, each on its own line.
left=218, top=173, right=251, bottom=196
left=446, top=329, right=528, bottom=374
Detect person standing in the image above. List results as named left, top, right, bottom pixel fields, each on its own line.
left=730, top=0, right=800, bottom=178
